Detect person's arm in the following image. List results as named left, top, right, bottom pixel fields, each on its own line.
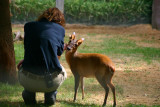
left=57, top=56, right=61, bottom=60
left=17, top=59, right=24, bottom=70
left=57, top=43, right=67, bottom=60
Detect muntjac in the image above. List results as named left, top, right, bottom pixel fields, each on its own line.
left=65, top=32, right=116, bottom=106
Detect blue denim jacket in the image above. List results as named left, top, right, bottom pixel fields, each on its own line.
left=22, top=18, right=65, bottom=75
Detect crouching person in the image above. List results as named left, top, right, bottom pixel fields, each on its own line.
left=17, top=7, right=67, bottom=105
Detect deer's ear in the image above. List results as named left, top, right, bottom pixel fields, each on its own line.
left=69, top=32, right=76, bottom=40
left=81, top=38, right=85, bottom=41
left=76, top=38, right=84, bottom=46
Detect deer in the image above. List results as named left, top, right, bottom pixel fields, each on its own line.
left=65, top=32, right=116, bottom=107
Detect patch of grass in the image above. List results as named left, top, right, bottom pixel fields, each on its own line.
left=0, top=82, right=23, bottom=102
left=141, top=39, right=156, bottom=44
left=124, top=70, right=132, bottom=73
left=58, top=77, right=100, bottom=101
left=78, top=35, right=160, bottom=64
left=14, top=42, right=24, bottom=64
left=125, top=104, right=160, bottom=107
left=57, top=101, right=100, bottom=107
left=87, top=33, right=97, bottom=36
left=115, top=85, right=124, bottom=95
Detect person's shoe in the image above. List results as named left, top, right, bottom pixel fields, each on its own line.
left=44, top=96, right=56, bottom=105
left=22, top=90, right=36, bottom=105
left=44, top=91, right=57, bottom=105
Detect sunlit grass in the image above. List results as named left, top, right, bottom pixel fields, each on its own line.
left=78, top=34, right=160, bottom=64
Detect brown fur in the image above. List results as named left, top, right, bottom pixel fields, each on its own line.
left=65, top=33, right=116, bottom=106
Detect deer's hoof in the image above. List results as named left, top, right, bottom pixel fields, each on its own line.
left=102, top=103, right=106, bottom=107
left=113, top=103, right=116, bottom=107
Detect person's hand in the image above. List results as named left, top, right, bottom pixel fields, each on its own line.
left=17, top=59, right=24, bottom=70
left=64, top=43, right=68, bottom=50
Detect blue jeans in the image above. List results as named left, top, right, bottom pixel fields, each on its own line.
left=22, top=89, right=57, bottom=105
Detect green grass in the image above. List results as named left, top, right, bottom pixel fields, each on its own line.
left=104, top=38, right=160, bottom=63
left=14, top=42, right=24, bottom=64
left=79, top=34, right=160, bottom=64
left=125, top=104, right=160, bottom=107
left=0, top=81, right=159, bottom=107
left=0, top=82, right=24, bottom=107
left=0, top=83, right=23, bottom=98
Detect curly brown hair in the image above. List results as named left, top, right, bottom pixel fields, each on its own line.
left=37, top=7, right=65, bottom=27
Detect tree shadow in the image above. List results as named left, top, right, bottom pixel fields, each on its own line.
left=56, top=99, right=101, bottom=107
left=0, top=100, right=50, bottom=107
left=0, top=100, right=102, bottom=107
left=61, top=76, right=105, bottom=92
left=0, top=101, right=25, bottom=107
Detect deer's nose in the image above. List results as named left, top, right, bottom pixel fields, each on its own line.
left=67, top=47, right=71, bottom=50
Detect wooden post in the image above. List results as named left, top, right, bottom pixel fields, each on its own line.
left=152, top=0, right=160, bottom=30
left=56, top=0, right=64, bottom=13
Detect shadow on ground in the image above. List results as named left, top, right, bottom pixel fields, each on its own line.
left=0, top=100, right=105, bottom=107
left=56, top=99, right=107, bottom=107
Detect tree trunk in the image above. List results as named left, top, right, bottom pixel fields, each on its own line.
left=56, top=0, right=64, bottom=13
left=0, top=0, right=17, bottom=84
left=152, top=0, right=160, bottom=30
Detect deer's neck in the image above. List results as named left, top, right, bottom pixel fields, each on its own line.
left=65, top=50, right=78, bottom=68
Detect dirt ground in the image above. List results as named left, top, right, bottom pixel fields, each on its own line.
left=65, top=24, right=160, bottom=106
left=13, top=24, right=160, bottom=106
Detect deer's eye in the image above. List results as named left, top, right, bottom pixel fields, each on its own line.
left=75, top=43, right=78, bottom=47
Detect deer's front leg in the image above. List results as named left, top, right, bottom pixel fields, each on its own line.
left=80, top=77, right=84, bottom=100
left=73, top=73, right=80, bottom=102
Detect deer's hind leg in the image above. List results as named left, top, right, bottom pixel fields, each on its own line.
left=96, top=75, right=109, bottom=106
left=108, top=81, right=116, bottom=107
left=105, top=70, right=116, bottom=107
